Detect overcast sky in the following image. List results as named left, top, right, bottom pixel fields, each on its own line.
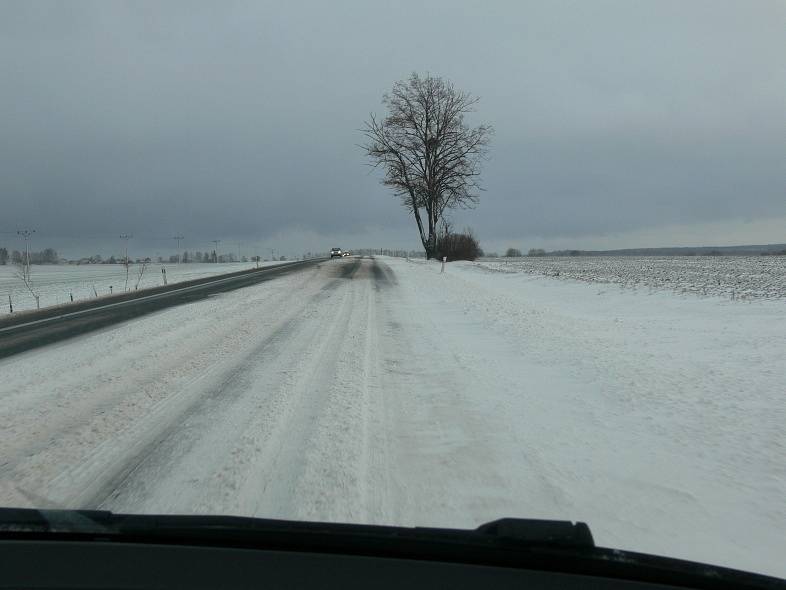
left=1, top=0, right=785, bottom=258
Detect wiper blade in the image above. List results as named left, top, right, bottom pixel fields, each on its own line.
left=476, top=517, right=594, bottom=547
left=0, top=508, right=592, bottom=548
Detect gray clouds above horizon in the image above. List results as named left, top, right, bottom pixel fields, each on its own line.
left=2, top=0, right=785, bottom=249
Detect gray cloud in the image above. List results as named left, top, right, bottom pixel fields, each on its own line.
left=1, top=0, right=785, bottom=256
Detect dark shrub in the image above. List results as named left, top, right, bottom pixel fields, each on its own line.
left=437, top=230, right=482, bottom=261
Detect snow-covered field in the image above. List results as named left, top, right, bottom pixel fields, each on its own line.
left=0, top=261, right=287, bottom=313
left=0, top=256, right=784, bottom=578
left=477, top=255, right=786, bottom=300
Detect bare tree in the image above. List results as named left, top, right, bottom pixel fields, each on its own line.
left=13, top=254, right=40, bottom=309
left=134, top=259, right=148, bottom=290
left=362, top=73, right=492, bottom=259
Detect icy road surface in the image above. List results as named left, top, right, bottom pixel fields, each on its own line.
left=0, top=257, right=784, bottom=577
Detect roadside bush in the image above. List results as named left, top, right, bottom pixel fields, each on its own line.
left=505, top=248, right=522, bottom=257
left=437, top=229, right=482, bottom=261
left=528, top=248, right=546, bottom=257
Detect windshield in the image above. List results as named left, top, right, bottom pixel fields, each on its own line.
left=1, top=0, right=784, bottom=581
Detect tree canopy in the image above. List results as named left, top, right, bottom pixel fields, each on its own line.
left=363, top=73, right=492, bottom=258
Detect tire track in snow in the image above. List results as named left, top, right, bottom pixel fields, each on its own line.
left=98, top=262, right=360, bottom=514
left=68, top=258, right=384, bottom=517
left=238, top=258, right=377, bottom=520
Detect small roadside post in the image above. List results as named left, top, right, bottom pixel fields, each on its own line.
left=8, top=295, right=12, bottom=314
left=441, top=256, right=446, bottom=273
left=162, top=267, right=168, bottom=285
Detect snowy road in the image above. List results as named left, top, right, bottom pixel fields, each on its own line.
left=1, top=256, right=784, bottom=577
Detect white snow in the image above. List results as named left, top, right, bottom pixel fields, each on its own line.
left=0, top=256, right=783, bottom=578
left=476, top=255, right=786, bottom=301
left=0, top=261, right=289, bottom=313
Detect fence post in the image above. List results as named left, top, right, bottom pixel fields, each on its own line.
left=8, top=295, right=12, bottom=313
left=70, top=292, right=74, bottom=302
left=93, top=285, right=98, bottom=298
left=162, top=267, right=168, bottom=285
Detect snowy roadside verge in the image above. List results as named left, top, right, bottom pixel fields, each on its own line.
left=380, top=256, right=786, bottom=578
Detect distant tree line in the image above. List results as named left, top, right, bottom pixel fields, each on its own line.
left=352, top=248, right=426, bottom=258
left=0, top=247, right=58, bottom=265
left=165, top=251, right=239, bottom=263
left=71, top=250, right=243, bottom=265
left=166, top=251, right=240, bottom=263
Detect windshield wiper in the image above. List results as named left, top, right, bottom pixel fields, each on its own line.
left=0, top=508, right=592, bottom=548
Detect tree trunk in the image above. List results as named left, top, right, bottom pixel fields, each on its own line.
left=413, top=207, right=428, bottom=253
left=425, top=230, right=437, bottom=260
left=426, top=207, right=438, bottom=259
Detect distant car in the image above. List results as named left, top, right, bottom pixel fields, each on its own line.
left=330, top=248, right=343, bottom=258
left=342, top=251, right=351, bottom=257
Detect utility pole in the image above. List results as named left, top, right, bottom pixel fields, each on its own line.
left=173, top=236, right=184, bottom=263
left=270, top=248, right=275, bottom=261
left=120, top=234, right=132, bottom=291
left=16, top=229, right=35, bottom=283
left=212, top=240, right=221, bottom=263
left=120, top=234, right=133, bottom=265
